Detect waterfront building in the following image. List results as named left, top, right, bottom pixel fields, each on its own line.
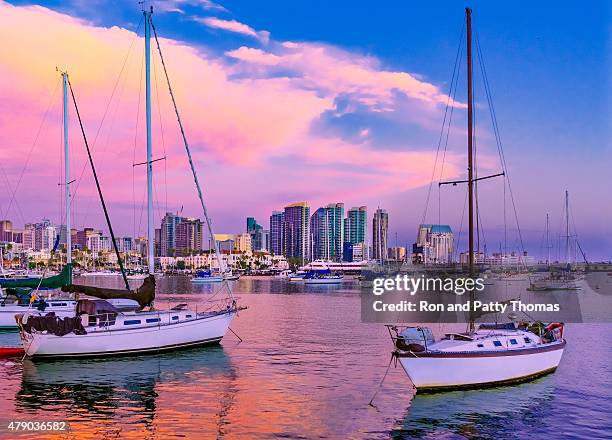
left=100, top=236, right=112, bottom=252
left=234, top=233, right=252, bottom=253
left=310, top=203, right=344, bottom=261
left=283, top=202, right=310, bottom=261
left=388, top=246, right=407, bottom=261
left=175, top=217, right=203, bottom=256
left=246, top=217, right=269, bottom=252
left=414, top=224, right=454, bottom=264
left=22, top=224, right=35, bottom=250
left=34, top=220, right=57, bottom=251
left=0, top=220, right=12, bottom=242
left=372, top=209, right=389, bottom=262
left=343, top=206, right=367, bottom=261
left=269, top=211, right=284, bottom=255
left=160, top=212, right=181, bottom=257
left=460, top=251, right=536, bottom=267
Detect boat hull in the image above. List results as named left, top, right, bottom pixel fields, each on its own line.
left=191, top=277, right=224, bottom=283
left=303, top=277, right=343, bottom=285
left=21, top=310, right=236, bottom=358
left=0, top=304, right=76, bottom=330
left=397, top=341, right=565, bottom=393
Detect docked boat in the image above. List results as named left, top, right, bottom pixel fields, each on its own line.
left=191, top=270, right=224, bottom=283
left=303, top=269, right=343, bottom=285
left=223, top=271, right=240, bottom=281
left=18, top=295, right=238, bottom=358
left=390, top=323, right=565, bottom=392
left=388, top=9, right=565, bottom=393
left=16, top=9, right=243, bottom=358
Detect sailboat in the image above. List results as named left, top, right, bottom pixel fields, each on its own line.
left=529, top=191, right=581, bottom=291
left=17, top=7, right=242, bottom=357
left=389, top=9, right=565, bottom=393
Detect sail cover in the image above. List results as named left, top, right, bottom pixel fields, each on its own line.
left=0, top=264, right=72, bottom=289
left=62, top=275, right=155, bottom=308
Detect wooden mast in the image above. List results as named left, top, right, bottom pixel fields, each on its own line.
left=466, top=7, right=476, bottom=332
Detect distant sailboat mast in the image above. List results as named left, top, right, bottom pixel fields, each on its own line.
left=565, top=190, right=570, bottom=266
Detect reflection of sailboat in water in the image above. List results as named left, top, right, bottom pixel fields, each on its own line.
left=394, top=378, right=555, bottom=438
left=17, top=346, right=236, bottom=436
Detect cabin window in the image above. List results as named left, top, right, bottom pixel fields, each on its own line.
left=172, top=316, right=179, bottom=320
left=477, top=343, right=484, bottom=348
left=186, top=315, right=192, bottom=318
left=510, top=339, right=518, bottom=345
left=146, top=318, right=160, bottom=323
left=124, top=320, right=141, bottom=325
left=493, top=340, right=502, bottom=347
left=50, top=302, right=67, bottom=307
left=524, top=337, right=531, bottom=343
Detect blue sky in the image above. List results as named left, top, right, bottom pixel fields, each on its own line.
left=2, top=0, right=610, bottom=260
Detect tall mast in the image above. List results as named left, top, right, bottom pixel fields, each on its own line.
left=546, top=213, right=550, bottom=265
left=466, top=8, right=475, bottom=332
left=144, top=7, right=154, bottom=274
left=62, top=71, right=72, bottom=267
left=565, top=190, right=569, bottom=265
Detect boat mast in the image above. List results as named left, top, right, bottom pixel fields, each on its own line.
left=546, top=213, right=550, bottom=265
left=62, top=71, right=72, bottom=269
left=144, top=7, right=154, bottom=274
left=565, top=190, right=569, bottom=265
left=466, top=8, right=476, bottom=332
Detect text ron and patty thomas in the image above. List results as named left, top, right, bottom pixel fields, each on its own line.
left=370, top=275, right=560, bottom=314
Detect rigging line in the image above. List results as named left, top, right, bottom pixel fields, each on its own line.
left=475, top=33, right=525, bottom=252
left=152, top=48, right=169, bottom=215
left=70, top=16, right=144, bottom=205
left=454, top=188, right=469, bottom=262
left=68, top=80, right=130, bottom=291
left=151, top=20, right=234, bottom=300
left=4, top=77, right=61, bottom=221
left=437, top=42, right=464, bottom=228
left=134, top=37, right=145, bottom=240
left=421, top=22, right=465, bottom=226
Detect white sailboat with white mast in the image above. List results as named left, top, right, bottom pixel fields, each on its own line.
left=389, top=8, right=565, bottom=392
left=17, top=7, right=242, bottom=357
left=530, top=191, right=581, bottom=291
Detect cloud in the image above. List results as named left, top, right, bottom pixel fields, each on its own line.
left=225, top=43, right=464, bottom=112
left=0, top=0, right=470, bottom=238
left=194, top=17, right=270, bottom=44
left=156, top=0, right=228, bottom=14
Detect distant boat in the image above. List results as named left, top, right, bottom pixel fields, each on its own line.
left=191, top=270, right=224, bottom=283
left=303, top=269, right=343, bottom=285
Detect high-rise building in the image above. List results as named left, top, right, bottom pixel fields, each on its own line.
left=310, top=203, right=344, bottom=261
left=22, top=224, right=35, bottom=250
left=0, top=220, right=13, bottom=242
left=160, top=212, right=182, bottom=257
left=269, top=211, right=284, bottom=255
left=372, top=209, right=389, bottom=262
left=34, top=220, right=57, bottom=251
left=175, top=217, right=203, bottom=256
left=414, top=224, right=454, bottom=264
left=247, top=217, right=268, bottom=251
left=283, top=202, right=310, bottom=261
left=343, top=206, right=367, bottom=261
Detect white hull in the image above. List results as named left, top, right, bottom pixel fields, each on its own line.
left=303, top=277, right=343, bottom=285
left=20, top=309, right=236, bottom=358
left=398, top=342, right=565, bottom=392
left=191, top=276, right=224, bottom=283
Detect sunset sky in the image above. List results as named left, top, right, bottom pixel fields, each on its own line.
left=0, top=0, right=609, bottom=260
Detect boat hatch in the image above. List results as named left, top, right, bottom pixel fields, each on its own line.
left=124, top=320, right=141, bottom=325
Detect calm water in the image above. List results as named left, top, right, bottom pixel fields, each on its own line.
left=0, top=276, right=610, bottom=439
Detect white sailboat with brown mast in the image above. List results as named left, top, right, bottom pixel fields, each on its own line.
left=389, top=8, right=566, bottom=392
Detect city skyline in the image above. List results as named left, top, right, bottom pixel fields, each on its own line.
left=0, top=1, right=608, bottom=260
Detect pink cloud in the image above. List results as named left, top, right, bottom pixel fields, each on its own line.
left=0, top=1, right=470, bottom=237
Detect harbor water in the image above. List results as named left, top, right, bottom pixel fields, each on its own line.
left=0, top=276, right=610, bottom=439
